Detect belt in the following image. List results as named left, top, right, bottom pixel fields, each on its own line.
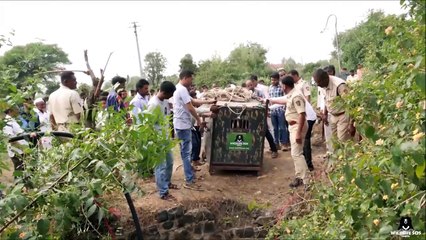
left=288, top=121, right=297, bottom=126
left=331, top=112, right=345, bottom=117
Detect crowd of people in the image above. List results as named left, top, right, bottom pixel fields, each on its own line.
left=2, top=64, right=359, bottom=200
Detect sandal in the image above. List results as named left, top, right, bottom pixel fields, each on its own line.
left=160, top=193, right=177, bottom=201
left=168, top=183, right=180, bottom=190
left=193, top=161, right=206, bottom=166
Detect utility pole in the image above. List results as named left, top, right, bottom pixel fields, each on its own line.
left=320, top=14, right=341, bottom=74
left=131, top=22, right=144, bottom=78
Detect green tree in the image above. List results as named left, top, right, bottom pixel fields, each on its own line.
left=0, top=42, right=70, bottom=90
left=268, top=1, right=425, bottom=239
left=144, top=52, right=167, bottom=88
left=301, top=59, right=330, bottom=80
left=195, top=56, right=233, bottom=87
left=334, top=11, right=401, bottom=70
left=164, top=74, right=179, bottom=84
left=227, top=42, right=269, bottom=80
left=179, top=54, right=198, bottom=72
left=282, top=57, right=303, bottom=72
left=44, top=80, right=60, bottom=95
left=126, top=76, right=141, bottom=91
left=77, top=83, right=92, bottom=99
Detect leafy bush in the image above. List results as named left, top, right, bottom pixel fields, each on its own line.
left=0, top=36, right=176, bottom=239
left=268, top=1, right=425, bottom=239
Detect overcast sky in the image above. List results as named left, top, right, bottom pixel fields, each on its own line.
left=0, top=1, right=405, bottom=84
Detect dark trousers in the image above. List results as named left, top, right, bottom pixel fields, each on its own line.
left=265, top=130, right=278, bottom=152
left=11, top=155, right=24, bottom=171
left=283, top=113, right=290, bottom=144
left=303, top=120, right=316, bottom=168
left=191, top=126, right=202, bottom=161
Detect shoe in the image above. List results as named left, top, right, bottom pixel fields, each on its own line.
left=289, top=178, right=304, bottom=188
left=168, top=183, right=180, bottom=190
left=275, top=144, right=281, bottom=150
left=160, top=193, right=177, bottom=201
left=271, top=152, right=278, bottom=158
left=282, top=145, right=290, bottom=151
left=183, top=182, right=203, bottom=191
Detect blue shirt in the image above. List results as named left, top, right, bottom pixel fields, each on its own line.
left=106, top=90, right=119, bottom=111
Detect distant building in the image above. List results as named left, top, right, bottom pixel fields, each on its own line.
left=268, top=63, right=283, bottom=71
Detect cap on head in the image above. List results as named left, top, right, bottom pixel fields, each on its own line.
left=34, top=98, right=44, bottom=104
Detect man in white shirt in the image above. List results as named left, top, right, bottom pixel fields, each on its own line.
left=245, top=80, right=279, bottom=158
left=130, top=79, right=150, bottom=124
left=346, top=69, right=358, bottom=83
left=145, top=81, right=178, bottom=200
left=34, top=98, right=52, bottom=149
left=48, top=71, right=83, bottom=132
left=250, top=75, right=269, bottom=98
left=2, top=107, right=36, bottom=178
left=173, top=70, right=205, bottom=190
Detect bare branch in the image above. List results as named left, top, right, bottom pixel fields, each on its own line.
left=84, top=50, right=97, bottom=85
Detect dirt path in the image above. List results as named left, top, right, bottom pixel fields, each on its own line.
left=1, top=125, right=327, bottom=230
left=125, top=144, right=326, bottom=212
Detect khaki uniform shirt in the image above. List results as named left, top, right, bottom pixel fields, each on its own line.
left=285, top=88, right=306, bottom=123
left=324, top=76, right=348, bottom=115
left=294, top=79, right=311, bottom=99
left=48, top=85, right=83, bottom=124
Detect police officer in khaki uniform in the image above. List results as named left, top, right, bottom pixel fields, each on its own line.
left=281, top=76, right=309, bottom=188
left=290, top=69, right=311, bottom=103
left=48, top=71, right=83, bottom=132
left=313, top=68, right=351, bottom=142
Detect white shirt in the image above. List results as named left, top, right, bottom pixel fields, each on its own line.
left=2, top=115, right=28, bottom=157
left=195, top=90, right=202, bottom=99
left=34, top=108, right=51, bottom=132
left=34, top=108, right=53, bottom=149
left=173, top=83, right=193, bottom=130
left=145, top=95, right=170, bottom=131
left=305, top=101, right=317, bottom=121
left=346, top=74, right=359, bottom=84
left=270, top=91, right=317, bottom=121
left=130, top=92, right=150, bottom=124
left=317, top=88, right=326, bottom=111
left=255, top=83, right=269, bottom=98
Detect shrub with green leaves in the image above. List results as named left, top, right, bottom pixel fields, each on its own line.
left=267, top=1, right=425, bottom=239
left=0, top=36, right=176, bottom=239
